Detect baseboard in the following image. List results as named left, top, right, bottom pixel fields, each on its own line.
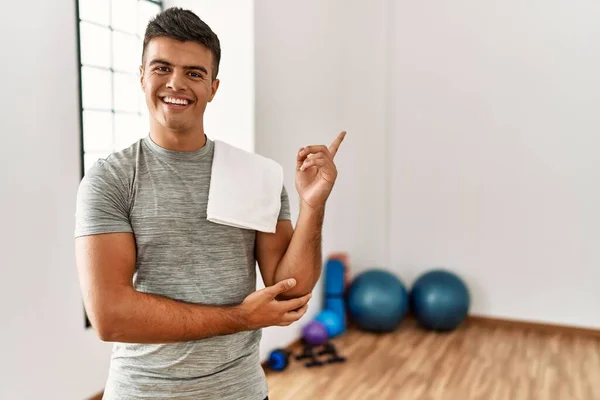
left=467, top=314, right=600, bottom=339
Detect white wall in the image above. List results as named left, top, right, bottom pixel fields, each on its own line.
left=0, top=1, right=113, bottom=399
left=255, top=0, right=390, bottom=358
left=255, top=0, right=600, bottom=331
left=389, top=0, right=600, bottom=329
left=164, top=0, right=255, bottom=152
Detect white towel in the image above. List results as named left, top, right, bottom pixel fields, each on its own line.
left=207, top=140, right=284, bottom=233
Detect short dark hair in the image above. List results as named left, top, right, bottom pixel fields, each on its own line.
left=142, top=7, right=221, bottom=79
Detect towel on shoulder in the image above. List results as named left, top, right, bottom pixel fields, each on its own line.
left=207, top=140, right=284, bottom=233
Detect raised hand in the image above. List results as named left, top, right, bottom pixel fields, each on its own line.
left=238, top=279, right=312, bottom=330
left=295, top=131, right=346, bottom=210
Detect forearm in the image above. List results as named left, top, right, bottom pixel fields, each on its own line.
left=94, top=288, right=246, bottom=343
left=273, top=203, right=324, bottom=298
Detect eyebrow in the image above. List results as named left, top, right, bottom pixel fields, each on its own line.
left=148, top=59, right=208, bottom=75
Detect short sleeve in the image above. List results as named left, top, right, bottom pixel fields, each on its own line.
left=278, top=185, right=292, bottom=221
left=74, top=161, right=133, bottom=238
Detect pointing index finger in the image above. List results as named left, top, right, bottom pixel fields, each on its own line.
left=329, top=131, right=346, bottom=158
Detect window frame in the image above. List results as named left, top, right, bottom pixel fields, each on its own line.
left=74, top=0, right=163, bottom=329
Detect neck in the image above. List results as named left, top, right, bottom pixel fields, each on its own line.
left=149, top=122, right=207, bottom=152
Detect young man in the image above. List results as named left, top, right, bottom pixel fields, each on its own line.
left=74, top=7, right=345, bottom=400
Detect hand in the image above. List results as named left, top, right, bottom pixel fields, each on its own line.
left=296, top=131, right=346, bottom=210
left=238, top=279, right=312, bottom=330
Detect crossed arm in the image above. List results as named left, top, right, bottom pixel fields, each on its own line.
left=76, top=206, right=323, bottom=343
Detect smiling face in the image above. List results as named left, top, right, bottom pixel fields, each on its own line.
left=140, top=36, right=220, bottom=136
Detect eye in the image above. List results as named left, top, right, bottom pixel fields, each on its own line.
left=155, top=66, right=170, bottom=73
left=189, top=71, right=203, bottom=78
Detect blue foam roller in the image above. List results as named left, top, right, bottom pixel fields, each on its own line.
left=322, top=258, right=347, bottom=335
left=324, top=259, right=345, bottom=296
left=324, top=297, right=346, bottom=334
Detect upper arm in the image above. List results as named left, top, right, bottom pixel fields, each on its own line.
left=256, top=184, right=293, bottom=287
left=255, top=220, right=294, bottom=287
left=74, top=161, right=135, bottom=330
left=75, top=233, right=136, bottom=329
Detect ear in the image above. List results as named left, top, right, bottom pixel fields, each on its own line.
left=139, top=66, right=145, bottom=92
left=208, top=78, right=220, bottom=103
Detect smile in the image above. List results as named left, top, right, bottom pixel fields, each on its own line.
left=160, top=96, right=193, bottom=107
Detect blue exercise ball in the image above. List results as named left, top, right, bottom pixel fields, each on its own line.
left=315, top=310, right=344, bottom=338
left=410, top=269, right=470, bottom=331
left=347, top=269, right=408, bottom=332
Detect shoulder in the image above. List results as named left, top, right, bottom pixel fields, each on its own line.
left=83, top=140, right=143, bottom=186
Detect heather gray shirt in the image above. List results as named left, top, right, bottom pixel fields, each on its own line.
left=75, top=136, right=291, bottom=400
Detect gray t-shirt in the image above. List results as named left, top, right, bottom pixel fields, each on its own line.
left=75, top=135, right=291, bottom=400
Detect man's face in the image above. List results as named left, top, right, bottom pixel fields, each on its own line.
left=140, top=37, right=219, bottom=134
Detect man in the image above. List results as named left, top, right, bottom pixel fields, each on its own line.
left=74, top=7, right=345, bottom=400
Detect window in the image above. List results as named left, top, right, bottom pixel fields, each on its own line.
left=76, top=0, right=162, bottom=176
left=75, top=0, right=162, bottom=328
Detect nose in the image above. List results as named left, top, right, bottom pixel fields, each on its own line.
left=166, top=69, right=187, bottom=91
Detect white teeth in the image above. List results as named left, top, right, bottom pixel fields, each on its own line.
left=163, top=96, right=190, bottom=105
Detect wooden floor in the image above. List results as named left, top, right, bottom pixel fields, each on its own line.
left=265, top=318, right=600, bottom=400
